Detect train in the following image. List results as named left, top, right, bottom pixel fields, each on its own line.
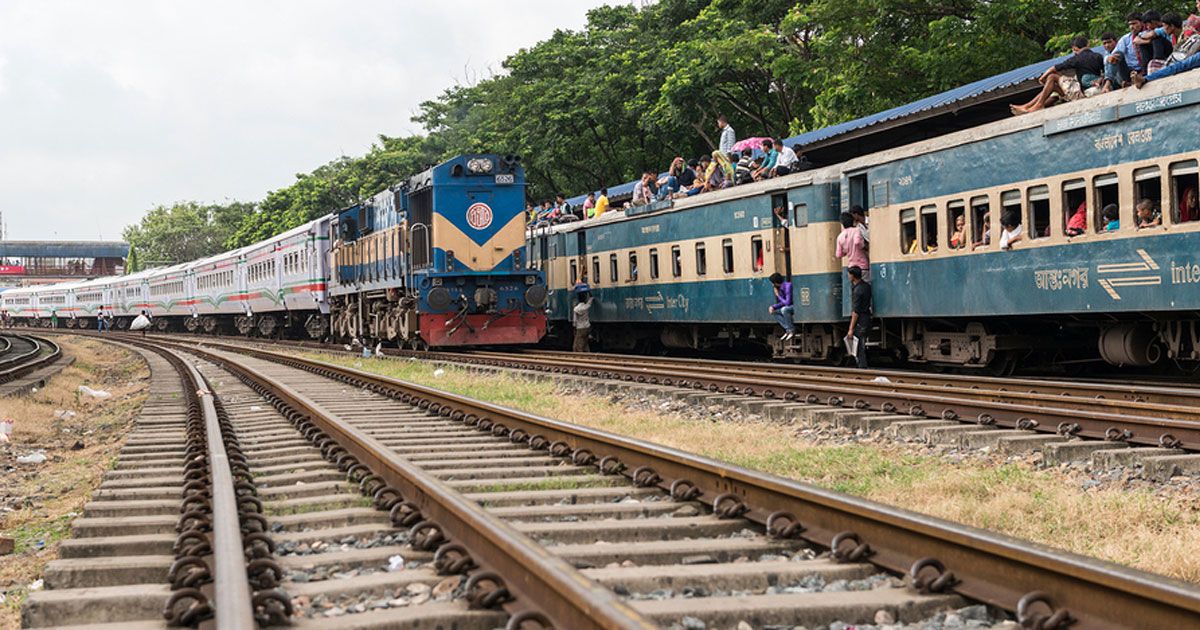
left=0, top=154, right=548, bottom=348
left=531, top=71, right=1200, bottom=371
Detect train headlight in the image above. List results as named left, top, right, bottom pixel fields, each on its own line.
left=428, top=287, right=452, bottom=311
left=467, top=158, right=494, bottom=174
left=524, top=284, right=548, bottom=308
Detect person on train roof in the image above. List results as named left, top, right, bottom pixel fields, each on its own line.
left=592, top=189, right=610, bottom=219
left=1133, top=9, right=1200, bottom=87
left=772, top=139, right=800, bottom=177
left=1011, top=36, right=1103, bottom=115
left=1102, top=204, right=1121, bottom=231
left=1104, top=12, right=1148, bottom=90
left=734, top=149, right=755, bottom=186
left=835, top=212, right=870, bottom=281
left=1137, top=10, right=1174, bottom=67
left=717, top=114, right=736, bottom=155
left=753, top=139, right=778, bottom=181
left=582, top=192, right=596, bottom=217
left=1136, top=199, right=1162, bottom=229
left=631, top=172, right=656, bottom=207
left=657, top=157, right=686, bottom=200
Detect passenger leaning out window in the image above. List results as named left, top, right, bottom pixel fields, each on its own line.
left=1102, top=204, right=1121, bottom=231
left=999, top=210, right=1023, bottom=250
left=1136, top=199, right=1162, bottom=228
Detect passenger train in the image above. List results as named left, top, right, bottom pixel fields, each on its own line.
left=1, top=154, right=548, bottom=348
left=531, top=71, right=1200, bottom=371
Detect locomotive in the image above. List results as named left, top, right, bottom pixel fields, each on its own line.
left=2, top=154, right=548, bottom=348
left=533, top=71, right=1200, bottom=371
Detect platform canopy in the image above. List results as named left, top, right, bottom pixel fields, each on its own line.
left=0, top=240, right=130, bottom=258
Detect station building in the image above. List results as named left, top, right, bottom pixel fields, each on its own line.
left=0, top=241, right=130, bottom=288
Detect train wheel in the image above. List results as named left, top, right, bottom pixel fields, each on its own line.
left=154, top=318, right=171, bottom=332
left=257, top=316, right=278, bottom=337
left=184, top=316, right=200, bottom=333
left=304, top=314, right=328, bottom=340
left=202, top=317, right=219, bottom=335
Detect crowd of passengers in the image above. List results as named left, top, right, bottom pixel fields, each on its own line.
left=1011, top=5, right=1200, bottom=115
left=527, top=115, right=815, bottom=227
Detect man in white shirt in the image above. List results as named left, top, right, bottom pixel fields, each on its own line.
left=772, top=139, right=798, bottom=176
left=999, top=210, right=1024, bottom=250
left=717, top=115, right=735, bottom=154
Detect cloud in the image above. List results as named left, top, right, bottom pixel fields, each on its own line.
left=0, top=0, right=615, bottom=240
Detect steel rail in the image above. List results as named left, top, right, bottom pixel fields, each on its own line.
left=0, top=335, right=12, bottom=356
left=405, top=349, right=1200, bottom=452
left=186, top=339, right=1200, bottom=630
left=0, top=335, right=62, bottom=385
left=174, top=341, right=656, bottom=630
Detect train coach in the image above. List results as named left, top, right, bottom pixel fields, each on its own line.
left=535, top=70, right=1200, bottom=372
left=327, top=153, right=547, bottom=348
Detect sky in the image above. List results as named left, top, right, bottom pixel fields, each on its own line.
left=0, top=0, right=615, bottom=241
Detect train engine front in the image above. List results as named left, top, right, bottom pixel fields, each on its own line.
left=327, top=154, right=547, bottom=348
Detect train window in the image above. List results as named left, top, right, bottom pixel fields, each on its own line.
left=695, top=243, right=707, bottom=276
left=569, top=260, right=578, bottom=286
left=1134, top=167, right=1163, bottom=226
left=1001, top=190, right=1022, bottom=238
left=649, top=248, right=660, bottom=280
left=628, top=252, right=638, bottom=282
left=770, top=194, right=788, bottom=227
left=671, top=246, right=682, bottom=278
left=1093, top=174, right=1119, bottom=233
left=900, top=208, right=918, bottom=254
left=609, top=254, right=618, bottom=283
left=947, top=201, right=966, bottom=249
left=1062, top=179, right=1087, bottom=236
left=592, top=257, right=601, bottom=286
left=792, top=203, right=808, bottom=228
left=722, top=239, right=734, bottom=274
left=971, top=196, right=991, bottom=247
left=1027, top=185, right=1050, bottom=239
left=751, top=236, right=764, bottom=271
left=1170, top=160, right=1199, bottom=224
left=920, top=205, right=938, bottom=252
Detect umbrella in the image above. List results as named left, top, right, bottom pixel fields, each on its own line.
left=731, top=136, right=772, bottom=152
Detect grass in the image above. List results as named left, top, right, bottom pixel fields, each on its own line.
left=471, top=476, right=612, bottom=494
left=303, top=351, right=1200, bottom=584
left=0, top=337, right=150, bottom=629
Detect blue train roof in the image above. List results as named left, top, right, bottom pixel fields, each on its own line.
left=0, top=241, right=130, bottom=258
left=567, top=51, right=1075, bottom=206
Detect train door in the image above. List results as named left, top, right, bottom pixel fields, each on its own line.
left=771, top=193, right=791, bottom=277
left=575, top=231, right=587, bottom=285
left=848, top=173, right=868, bottom=211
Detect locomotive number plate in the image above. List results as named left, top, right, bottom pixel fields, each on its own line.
left=494, top=174, right=515, bottom=185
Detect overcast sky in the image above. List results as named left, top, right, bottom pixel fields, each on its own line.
left=0, top=0, right=615, bottom=241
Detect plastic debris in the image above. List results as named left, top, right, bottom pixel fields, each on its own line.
left=433, top=369, right=445, bottom=377
left=362, top=347, right=372, bottom=358
left=386, top=555, right=405, bottom=572
left=78, top=386, right=112, bottom=399
left=374, top=342, right=383, bottom=357
left=0, top=418, right=12, bottom=437
left=129, top=314, right=151, bottom=331
left=29, top=579, right=44, bottom=591
left=53, top=410, right=77, bottom=420
left=17, top=451, right=47, bottom=464
left=249, top=406, right=262, bottom=412
left=871, top=376, right=892, bottom=384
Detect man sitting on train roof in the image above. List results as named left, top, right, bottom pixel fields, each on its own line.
left=1011, top=36, right=1103, bottom=115
left=1103, top=12, right=1149, bottom=90
left=1133, top=5, right=1200, bottom=87
left=630, top=171, right=657, bottom=207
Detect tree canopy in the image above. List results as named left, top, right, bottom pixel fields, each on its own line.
left=122, top=0, right=1190, bottom=265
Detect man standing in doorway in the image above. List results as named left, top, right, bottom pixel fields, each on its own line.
left=572, top=287, right=594, bottom=352
left=717, top=115, right=736, bottom=155
left=846, top=266, right=872, bottom=368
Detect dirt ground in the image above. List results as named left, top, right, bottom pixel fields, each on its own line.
left=305, top=352, right=1200, bottom=585
left=0, top=337, right=149, bottom=629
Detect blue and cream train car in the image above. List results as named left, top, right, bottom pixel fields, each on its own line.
left=531, top=171, right=846, bottom=360
left=856, top=72, right=1200, bottom=369
left=328, top=154, right=547, bottom=347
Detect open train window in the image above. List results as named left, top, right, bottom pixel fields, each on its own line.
left=1001, top=190, right=1022, bottom=237
left=971, top=196, right=990, bottom=247
left=569, top=260, right=578, bottom=286
left=751, top=236, right=764, bottom=271
left=592, top=256, right=601, bottom=286
left=920, top=205, right=938, bottom=252
left=1027, top=185, right=1050, bottom=239
left=649, top=248, right=660, bottom=280
left=1093, top=174, right=1119, bottom=233
left=1134, top=167, right=1163, bottom=227
left=695, top=243, right=707, bottom=276
left=1170, top=160, right=1199, bottom=224
left=609, top=254, right=618, bottom=283
left=1062, top=179, right=1087, bottom=236
left=947, top=201, right=965, bottom=249
left=900, top=208, right=917, bottom=254
left=722, top=239, right=734, bottom=273
left=671, top=246, right=682, bottom=278
left=628, top=252, right=638, bottom=282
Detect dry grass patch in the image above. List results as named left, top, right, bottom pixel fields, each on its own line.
left=0, top=337, right=150, bottom=629
left=305, top=352, right=1200, bottom=584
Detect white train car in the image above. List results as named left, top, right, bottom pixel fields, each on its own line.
left=1, top=286, right=38, bottom=324
left=112, top=269, right=154, bottom=328
left=66, top=277, right=114, bottom=330
left=187, top=246, right=249, bottom=333
left=237, top=217, right=331, bottom=338
left=144, top=263, right=191, bottom=329
left=35, top=281, right=76, bottom=326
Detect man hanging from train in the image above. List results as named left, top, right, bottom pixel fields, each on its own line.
left=768, top=273, right=795, bottom=342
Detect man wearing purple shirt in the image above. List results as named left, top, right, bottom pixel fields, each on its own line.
left=768, top=273, right=795, bottom=341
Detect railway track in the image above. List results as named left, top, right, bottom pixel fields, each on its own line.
left=0, top=333, right=65, bottom=394
left=33, top=331, right=1200, bottom=628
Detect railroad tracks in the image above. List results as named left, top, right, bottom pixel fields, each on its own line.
left=0, top=333, right=66, bottom=395
left=32, top=331, right=1200, bottom=629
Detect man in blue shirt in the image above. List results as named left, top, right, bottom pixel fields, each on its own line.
left=1105, top=12, right=1147, bottom=89
left=754, top=139, right=779, bottom=181
left=768, top=272, right=795, bottom=341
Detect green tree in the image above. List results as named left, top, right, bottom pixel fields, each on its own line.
left=122, top=201, right=252, bottom=266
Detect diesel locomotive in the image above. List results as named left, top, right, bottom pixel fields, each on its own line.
left=2, top=154, right=548, bottom=348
